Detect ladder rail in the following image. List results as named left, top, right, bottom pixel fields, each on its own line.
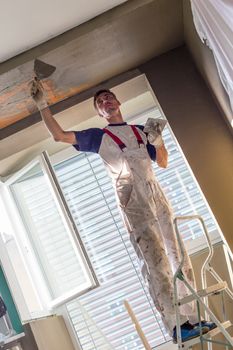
left=208, top=265, right=233, bottom=300
left=181, top=277, right=233, bottom=347
left=173, top=275, right=182, bottom=346
left=174, top=215, right=214, bottom=283
left=175, top=215, right=233, bottom=301
left=173, top=215, right=233, bottom=349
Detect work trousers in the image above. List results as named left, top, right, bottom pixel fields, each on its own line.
left=121, top=179, right=197, bottom=335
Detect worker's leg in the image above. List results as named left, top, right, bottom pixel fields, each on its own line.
left=129, top=220, right=187, bottom=335
left=120, top=181, right=190, bottom=334
left=153, top=181, right=197, bottom=321
left=122, top=182, right=213, bottom=339
left=119, top=178, right=205, bottom=333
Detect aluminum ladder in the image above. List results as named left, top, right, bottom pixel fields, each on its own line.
left=173, top=215, right=233, bottom=349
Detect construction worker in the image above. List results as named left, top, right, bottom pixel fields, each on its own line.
left=31, top=82, right=215, bottom=343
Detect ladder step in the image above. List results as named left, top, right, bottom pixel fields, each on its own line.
left=204, top=320, right=232, bottom=338
left=180, top=331, right=208, bottom=350
left=178, top=281, right=228, bottom=305
left=180, top=321, right=232, bottom=350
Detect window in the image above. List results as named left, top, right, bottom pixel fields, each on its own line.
left=2, top=154, right=98, bottom=317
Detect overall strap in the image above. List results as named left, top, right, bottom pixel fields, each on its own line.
left=130, top=125, right=144, bottom=147
left=103, top=128, right=126, bottom=151
left=103, top=125, right=144, bottom=151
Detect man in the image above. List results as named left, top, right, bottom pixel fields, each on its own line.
left=31, top=82, right=215, bottom=342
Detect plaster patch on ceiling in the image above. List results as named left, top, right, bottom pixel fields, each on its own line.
left=0, top=24, right=124, bottom=129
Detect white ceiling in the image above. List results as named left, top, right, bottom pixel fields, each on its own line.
left=0, top=0, right=127, bottom=63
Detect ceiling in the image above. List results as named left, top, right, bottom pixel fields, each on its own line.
left=0, top=0, right=231, bottom=142
left=0, top=0, right=183, bottom=137
left=0, top=0, right=127, bottom=62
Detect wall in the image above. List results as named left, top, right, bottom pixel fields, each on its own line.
left=139, top=46, right=233, bottom=252
left=0, top=267, right=23, bottom=333
left=183, top=0, right=233, bottom=127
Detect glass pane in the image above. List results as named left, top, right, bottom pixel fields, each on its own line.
left=9, top=160, right=94, bottom=301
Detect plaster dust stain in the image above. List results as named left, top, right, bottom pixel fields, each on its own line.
left=0, top=111, right=29, bottom=129
left=0, top=78, right=90, bottom=129
left=43, top=79, right=90, bottom=105
left=0, top=81, right=29, bottom=104
left=0, top=81, right=32, bottom=129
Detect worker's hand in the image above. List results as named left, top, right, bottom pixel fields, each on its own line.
left=30, top=78, right=48, bottom=110
left=145, top=122, right=164, bottom=148
left=147, top=131, right=164, bottom=148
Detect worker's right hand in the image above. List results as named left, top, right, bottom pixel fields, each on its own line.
left=30, top=78, right=48, bottom=110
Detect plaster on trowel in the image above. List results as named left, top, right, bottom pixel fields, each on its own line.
left=34, top=59, right=56, bottom=80
left=31, top=59, right=56, bottom=98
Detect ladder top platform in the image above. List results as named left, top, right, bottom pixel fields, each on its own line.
left=178, top=281, right=228, bottom=306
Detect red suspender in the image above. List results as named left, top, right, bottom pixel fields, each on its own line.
left=130, top=125, right=144, bottom=146
left=103, top=128, right=126, bottom=150
left=103, top=125, right=144, bottom=151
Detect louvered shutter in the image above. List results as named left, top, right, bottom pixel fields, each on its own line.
left=7, top=156, right=97, bottom=310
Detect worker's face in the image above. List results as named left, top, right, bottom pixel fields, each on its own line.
left=95, top=92, right=121, bottom=118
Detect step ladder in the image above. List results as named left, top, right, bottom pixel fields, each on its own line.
left=173, top=215, right=233, bottom=349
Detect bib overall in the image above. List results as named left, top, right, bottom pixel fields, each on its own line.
left=103, top=126, right=197, bottom=334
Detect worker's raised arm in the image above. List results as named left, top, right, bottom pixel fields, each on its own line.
left=39, top=107, right=76, bottom=144
left=30, top=79, right=76, bottom=145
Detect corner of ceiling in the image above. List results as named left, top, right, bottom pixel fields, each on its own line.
left=182, top=0, right=233, bottom=127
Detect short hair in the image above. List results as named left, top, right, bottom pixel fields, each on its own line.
left=93, top=89, right=116, bottom=109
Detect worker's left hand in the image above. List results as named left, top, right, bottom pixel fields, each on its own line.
left=147, top=130, right=164, bottom=148
left=144, top=122, right=164, bottom=148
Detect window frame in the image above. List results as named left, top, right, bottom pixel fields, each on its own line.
left=2, top=151, right=99, bottom=315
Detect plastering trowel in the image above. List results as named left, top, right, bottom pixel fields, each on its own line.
left=31, top=59, right=56, bottom=99
left=33, top=59, right=56, bottom=80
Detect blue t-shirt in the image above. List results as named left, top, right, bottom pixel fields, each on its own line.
left=73, top=123, right=156, bottom=161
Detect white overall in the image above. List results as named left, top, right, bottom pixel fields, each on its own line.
left=103, top=126, right=197, bottom=334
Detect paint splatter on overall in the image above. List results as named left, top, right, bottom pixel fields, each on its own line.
left=105, top=126, right=197, bottom=335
